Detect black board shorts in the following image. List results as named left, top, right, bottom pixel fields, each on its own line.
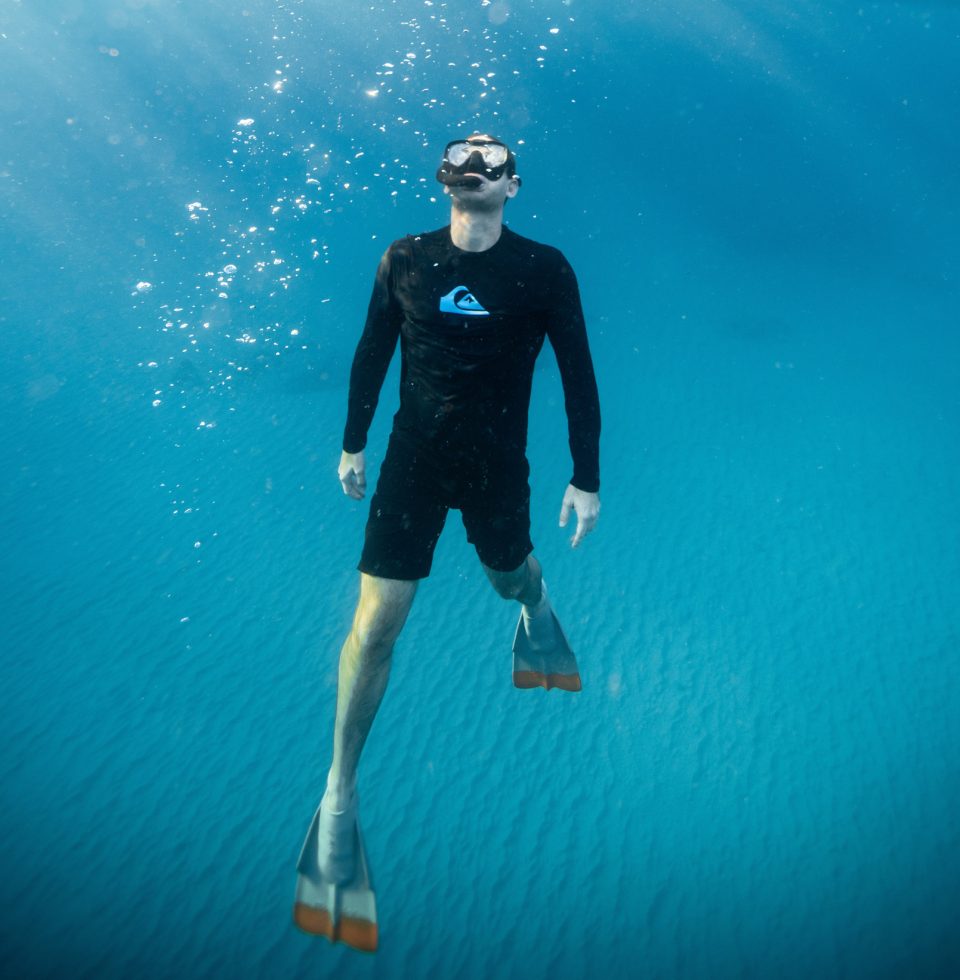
left=359, top=430, right=533, bottom=580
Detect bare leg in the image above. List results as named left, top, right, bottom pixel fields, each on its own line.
left=482, top=553, right=543, bottom=606
left=325, top=572, right=418, bottom=809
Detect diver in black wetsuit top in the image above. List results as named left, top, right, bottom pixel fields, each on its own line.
left=292, top=134, right=601, bottom=949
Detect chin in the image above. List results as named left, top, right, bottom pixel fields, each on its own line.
left=452, top=194, right=502, bottom=214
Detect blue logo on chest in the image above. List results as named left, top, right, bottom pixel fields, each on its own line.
left=439, top=285, right=489, bottom=316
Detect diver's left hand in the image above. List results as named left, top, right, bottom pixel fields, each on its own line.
left=559, top=484, right=601, bottom=548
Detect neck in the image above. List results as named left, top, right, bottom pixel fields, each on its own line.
left=449, top=206, right=504, bottom=252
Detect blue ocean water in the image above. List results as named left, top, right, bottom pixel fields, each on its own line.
left=2, top=1, right=959, bottom=977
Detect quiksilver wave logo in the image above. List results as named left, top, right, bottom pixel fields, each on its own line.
left=439, top=285, right=489, bottom=316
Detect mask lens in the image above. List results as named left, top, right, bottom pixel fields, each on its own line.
left=445, top=142, right=474, bottom=166
left=445, top=141, right=509, bottom=168
left=479, top=143, right=508, bottom=166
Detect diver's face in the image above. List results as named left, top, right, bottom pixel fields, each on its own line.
left=442, top=134, right=519, bottom=210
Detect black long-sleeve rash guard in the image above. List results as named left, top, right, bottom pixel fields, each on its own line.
left=342, top=225, right=601, bottom=493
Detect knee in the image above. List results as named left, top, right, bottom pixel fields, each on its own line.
left=485, top=555, right=543, bottom=604
left=486, top=566, right=530, bottom=601
left=352, top=603, right=405, bottom=657
left=350, top=576, right=417, bottom=655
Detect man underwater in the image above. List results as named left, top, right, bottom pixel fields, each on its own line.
left=293, top=134, right=601, bottom=950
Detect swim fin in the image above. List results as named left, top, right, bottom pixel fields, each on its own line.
left=292, top=802, right=378, bottom=952
left=512, top=600, right=582, bottom=692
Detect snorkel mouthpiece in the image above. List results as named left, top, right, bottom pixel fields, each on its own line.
left=437, top=172, right=484, bottom=188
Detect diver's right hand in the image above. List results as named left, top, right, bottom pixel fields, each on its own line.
left=338, top=450, right=367, bottom=500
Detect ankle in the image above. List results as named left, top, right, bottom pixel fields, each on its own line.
left=522, top=579, right=549, bottom=616
left=324, top=771, right=357, bottom=812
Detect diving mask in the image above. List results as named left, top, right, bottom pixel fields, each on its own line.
left=436, top=138, right=521, bottom=188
